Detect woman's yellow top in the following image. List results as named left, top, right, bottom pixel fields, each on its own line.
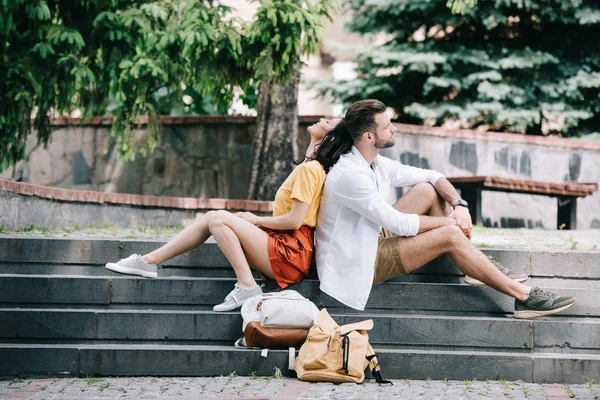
left=272, top=160, right=326, bottom=228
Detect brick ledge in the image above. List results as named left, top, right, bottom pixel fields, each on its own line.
left=0, top=179, right=273, bottom=212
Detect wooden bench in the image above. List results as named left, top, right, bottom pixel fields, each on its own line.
left=447, top=176, right=598, bottom=230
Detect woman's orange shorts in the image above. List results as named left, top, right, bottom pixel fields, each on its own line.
left=262, top=225, right=314, bottom=289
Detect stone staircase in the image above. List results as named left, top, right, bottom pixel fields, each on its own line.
left=1, top=236, right=599, bottom=383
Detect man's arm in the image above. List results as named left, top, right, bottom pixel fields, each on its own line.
left=381, top=158, right=472, bottom=237
left=332, top=171, right=457, bottom=236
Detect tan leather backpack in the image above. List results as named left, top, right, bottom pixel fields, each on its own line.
left=294, top=308, right=391, bottom=384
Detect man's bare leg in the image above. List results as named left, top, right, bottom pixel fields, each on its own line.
left=391, top=183, right=529, bottom=286
left=395, top=225, right=531, bottom=300
left=391, top=183, right=448, bottom=217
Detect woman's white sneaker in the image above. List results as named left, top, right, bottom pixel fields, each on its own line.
left=213, top=284, right=263, bottom=312
left=105, top=254, right=158, bottom=278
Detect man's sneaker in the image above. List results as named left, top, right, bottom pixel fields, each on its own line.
left=105, top=254, right=158, bottom=278
left=464, top=255, right=529, bottom=286
left=213, top=284, right=263, bottom=312
left=514, top=287, right=576, bottom=319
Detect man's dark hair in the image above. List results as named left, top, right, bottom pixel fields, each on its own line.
left=344, top=99, right=387, bottom=141
left=311, top=99, right=387, bottom=172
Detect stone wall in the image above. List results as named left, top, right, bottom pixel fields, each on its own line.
left=382, top=124, right=600, bottom=230
left=2, top=116, right=599, bottom=229
left=1, top=116, right=312, bottom=199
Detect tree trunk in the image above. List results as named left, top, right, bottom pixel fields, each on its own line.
left=247, top=71, right=299, bottom=201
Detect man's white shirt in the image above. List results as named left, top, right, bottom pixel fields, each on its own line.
left=315, top=146, right=444, bottom=310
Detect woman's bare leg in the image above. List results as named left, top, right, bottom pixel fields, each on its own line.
left=142, top=210, right=273, bottom=289
left=208, top=210, right=274, bottom=288
left=143, top=212, right=215, bottom=265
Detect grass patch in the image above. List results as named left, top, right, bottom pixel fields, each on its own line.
left=587, top=380, right=596, bottom=389
left=464, top=379, right=474, bottom=390
left=84, top=377, right=105, bottom=385
left=564, top=384, right=575, bottom=398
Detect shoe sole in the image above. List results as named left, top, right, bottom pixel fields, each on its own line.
left=464, top=276, right=528, bottom=286
left=513, top=300, right=576, bottom=319
left=105, top=263, right=158, bottom=278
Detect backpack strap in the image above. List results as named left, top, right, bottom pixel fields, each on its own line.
left=341, top=334, right=350, bottom=374
left=366, top=344, right=392, bottom=385
left=288, top=347, right=295, bottom=371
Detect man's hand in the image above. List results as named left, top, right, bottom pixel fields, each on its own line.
left=235, top=211, right=260, bottom=225
left=449, top=207, right=472, bottom=239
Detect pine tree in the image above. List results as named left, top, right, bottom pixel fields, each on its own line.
left=316, top=0, right=600, bottom=137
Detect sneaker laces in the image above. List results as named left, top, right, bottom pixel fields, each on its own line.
left=224, top=284, right=243, bottom=302
left=122, top=254, right=142, bottom=262
left=123, top=254, right=157, bottom=266
left=532, top=287, right=560, bottom=301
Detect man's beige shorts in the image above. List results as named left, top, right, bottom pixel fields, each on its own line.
left=373, top=228, right=407, bottom=285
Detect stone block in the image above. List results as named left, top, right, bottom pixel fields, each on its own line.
left=0, top=345, right=79, bottom=374
left=95, top=311, right=242, bottom=341
left=375, top=349, right=533, bottom=381
left=533, top=354, right=600, bottom=383
left=27, top=147, right=53, bottom=186
left=71, top=151, right=91, bottom=185
left=337, top=314, right=533, bottom=349
left=0, top=310, right=96, bottom=339
left=79, top=345, right=289, bottom=377
left=533, top=318, right=600, bottom=350
left=0, top=276, right=109, bottom=305
left=530, top=250, right=600, bottom=279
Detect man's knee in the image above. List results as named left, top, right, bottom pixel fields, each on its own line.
left=433, top=225, right=466, bottom=248
left=413, top=182, right=438, bottom=201
left=446, top=225, right=469, bottom=247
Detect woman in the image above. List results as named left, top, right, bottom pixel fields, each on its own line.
left=105, top=117, right=341, bottom=311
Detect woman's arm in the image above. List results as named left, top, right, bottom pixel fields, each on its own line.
left=237, top=200, right=310, bottom=231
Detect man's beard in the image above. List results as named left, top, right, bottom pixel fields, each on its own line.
left=374, top=135, right=395, bottom=149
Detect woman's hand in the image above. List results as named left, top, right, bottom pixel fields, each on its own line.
left=236, top=212, right=260, bottom=226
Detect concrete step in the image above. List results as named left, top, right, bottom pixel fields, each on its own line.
left=2, top=237, right=599, bottom=279
left=2, top=308, right=600, bottom=352
left=0, top=344, right=598, bottom=383
left=1, top=275, right=597, bottom=316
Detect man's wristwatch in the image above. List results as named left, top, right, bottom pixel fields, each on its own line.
left=452, top=199, right=469, bottom=210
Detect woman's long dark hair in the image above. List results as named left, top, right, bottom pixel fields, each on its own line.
left=309, top=121, right=353, bottom=173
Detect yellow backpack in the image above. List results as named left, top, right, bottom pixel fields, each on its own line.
left=294, top=308, right=391, bottom=384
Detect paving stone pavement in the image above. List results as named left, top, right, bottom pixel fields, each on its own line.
left=1, top=377, right=598, bottom=399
